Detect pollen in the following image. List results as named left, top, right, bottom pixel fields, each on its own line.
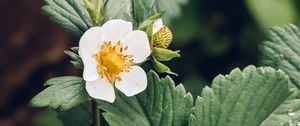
left=95, top=41, right=133, bottom=83
left=153, top=26, right=173, bottom=48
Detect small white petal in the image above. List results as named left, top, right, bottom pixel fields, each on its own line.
left=152, top=18, right=164, bottom=34
left=115, top=66, right=147, bottom=96
left=79, top=27, right=104, bottom=81
left=102, top=19, right=132, bottom=43
left=85, top=78, right=115, bottom=103
left=81, top=48, right=99, bottom=81
left=79, top=27, right=103, bottom=56
left=121, top=30, right=151, bottom=63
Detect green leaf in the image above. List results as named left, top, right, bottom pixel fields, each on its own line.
left=42, top=0, right=93, bottom=36
left=71, top=47, right=79, bottom=53
left=151, top=57, right=177, bottom=76
left=29, top=76, right=89, bottom=110
left=152, top=48, right=180, bottom=61
left=132, top=0, right=146, bottom=26
left=97, top=71, right=193, bottom=126
left=260, top=24, right=300, bottom=125
left=64, top=48, right=83, bottom=69
left=146, top=23, right=153, bottom=37
left=64, top=50, right=81, bottom=61
left=138, top=12, right=165, bottom=29
left=151, top=56, right=170, bottom=72
left=189, top=66, right=290, bottom=126
left=71, top=61, right=84, bottom=69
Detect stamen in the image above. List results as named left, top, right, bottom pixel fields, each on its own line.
left=95, top=41, right=133, bottom=84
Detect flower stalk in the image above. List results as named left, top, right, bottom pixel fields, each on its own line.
left=92, top=100, right=101, bottom=126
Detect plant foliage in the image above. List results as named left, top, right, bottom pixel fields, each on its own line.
left=57, top=103, right=92, bottom=126
left=97, top=71, right=194, bottom=126
left=260, top=24, right=300, bottom=125
left=189, top=66, right=290, bottom=126
left=32, top=1, right=300, bottom=126
left=30, top=76, right=89, bottom=110
left=42, top=0, right=93, bottom=36
left=42, top=0, right=188, bottom=36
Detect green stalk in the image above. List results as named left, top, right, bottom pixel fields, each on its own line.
left=92, top=100, right=101, bottom=126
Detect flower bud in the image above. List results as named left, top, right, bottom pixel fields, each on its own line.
left=153, top=26, right=173, bottom=48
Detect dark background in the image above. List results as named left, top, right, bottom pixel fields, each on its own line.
left=0, top=0, right=298, bottom=125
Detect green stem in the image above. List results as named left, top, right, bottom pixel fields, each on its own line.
left=92, top=100, right=101, bottom=126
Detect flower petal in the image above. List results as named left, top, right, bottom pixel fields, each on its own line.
left=81, top=49, right=99, bottom=81
left=121, top=30, right=151, bottom=63
left=102, top=19, right=132, bottom=43
left=152, top=18, right=164, bottom=34
left=115, top=66, right=147, bottom=96
left=79, top=27, right=103, bottom=56
left=85, top=78, right=115, bottom=103
left=79, top=27, right=104, bottom=81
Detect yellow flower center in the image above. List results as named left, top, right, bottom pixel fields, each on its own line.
left=95, top=41, right=133, bottom=83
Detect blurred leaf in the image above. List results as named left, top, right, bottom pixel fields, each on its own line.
left=30, top=76, right=89, bottom=110
left=260, top=24, right=300, bottom=125
left=64, top=50, right=81, bottom=61
left=105, top=0, right=132, bottom=19
left=132, top=0, right=146, bottom=26
left=171, top=0, right=231, bottom=55
left=57, top=103, right=92, bottom=126
left=33, top=109, right=63, bottom=126
left=33, top=103, right=92, bottom=126
left=83, top=0, right=105, bottom=25
left=171, top=4, right=199, bottom=44
left=42, top=0, right=93, bottom=36
left=105, top=0, right=187, bottom=23
left=71, top=60, right=84, bottom=69
left=97, top=71, right=193, bottom=126
left=189, top=66, right=290, bottom=126
left=155, top=0, right=189, bottom=23
left=246, top=0, right=297, bottom=30
left=152, top=48, right=180, bottom=61
left=71, top=47, right=79, bottom=53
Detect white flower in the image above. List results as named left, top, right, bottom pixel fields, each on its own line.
left=79, top=19, right=151, bottom=103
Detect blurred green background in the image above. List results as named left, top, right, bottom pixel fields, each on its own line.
left=0, top=0, right=299, bottom=125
